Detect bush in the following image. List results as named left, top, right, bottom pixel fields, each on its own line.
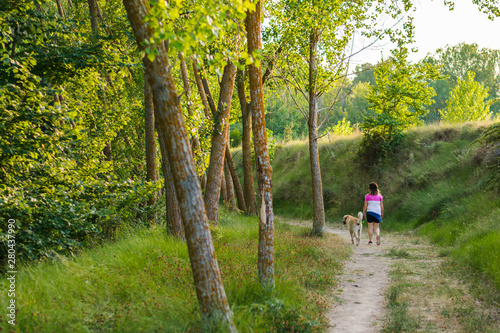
left=358, top=113, right=406, bottom=165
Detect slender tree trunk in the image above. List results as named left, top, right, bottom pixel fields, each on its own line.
left=236, top=69, right=257, bottom=215
left=122, top=1, right=235, bottom=330
left=67, top=0, right=73, bottom=8
left=203, top=63, right=237, bottom=223
left=225, top=142, right=246, bottom=212
left=87, top=0, right=99, bottom=34
left=246, top=1, right=274, bottom=287
left=224, top=162, right=237, bottom=211
left=308, top=29, right=326, bottom=236
left=192, top=60, right=212, bottom=120
left=145, top=78, right=158, bottom=223
left=179, top=53, right=201, bottom=158
left=201, top=75, right=218, bottom=118
left=191, top=60, right=209, bottom=189
left=224, top=128, right=237, bottom=211
left=56, top=0, right=66, bottom=18
left=156, top=121, right=184, bottom=238
left=220, top=166, right=228, bottom=204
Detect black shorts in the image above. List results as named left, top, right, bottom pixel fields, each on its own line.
left=366, top=213, right=382, bottom=223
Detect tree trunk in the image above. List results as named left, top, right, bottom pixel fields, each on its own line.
left=203, top=63, right=237, bottom=223
left=56, top=0, right=66, bottom=18
left=223, top=126, right=237, bottom=212
left=192, top=60, right=212, bottom=120
left=308, top=29, right=326, bottom=236
left=156, top=121, right=184, bottom=238
left=246, top=1, right=274, bottom=287
left=201, top=75, right=218, bottom=117
left=225, top=141, right=246, bottom=212
left=87, top=0, right=99, bottom=34
left=179, top=53, right=201, bottom=158
left=220, top=165, right=228, bottom=204
left=145, top=77, right=158, bottom=223
left=236, top=69, right=257, bottom=215
left=103, top=142, right=112, bottom=161
left=122, top=1, right=235, bottom=330
left=224, top=162, right=237, bottom=211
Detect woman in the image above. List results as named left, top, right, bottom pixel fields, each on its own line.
left=363, top=182, right=384, bottom=245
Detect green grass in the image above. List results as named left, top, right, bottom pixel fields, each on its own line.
left=384, top=284, right=421, bottom=333
left=0, top=210, right=350, bottom=332
left=386, top=246, right=413, bottom=259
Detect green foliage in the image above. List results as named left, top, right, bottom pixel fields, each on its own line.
left=359, top=55, right=441, bottom=163
left=441, top=71, right=492, bottom=123
left=342, top=81, right=375, bottom=125
left=144, top=0, right=255, bottom=70
left=0, top=0, right=157, bottom=261
left=359, top=113, right=406, bottom=164
left=0, top=211, right=349, bottom=332
left=324, top=118, right=353, bottom=136
left=424, top=43, right=500, bottom=120
left=230, top=128, right=242, bottom=147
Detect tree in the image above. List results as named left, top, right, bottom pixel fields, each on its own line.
left=440, top=71, right=493, bottom=123
left=144, top=79, right=158, bottom=223
left=246, top=0, right=275, bottom=287
left=236, top=69, right=258, bottom=215
left=122, top=0, right=236, bottom=329
left=203, top=63, right=238, bottom=223
left=360, top=54, right=441, bottom=163
left=0, top=0, right=156, bottom=260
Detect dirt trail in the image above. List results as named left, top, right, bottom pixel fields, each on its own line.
left=324, top=224, right=392, bottom=333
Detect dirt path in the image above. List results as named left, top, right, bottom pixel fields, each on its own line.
left=282, top=219, right=499, bottom=332
left=324, top=224, right=392, bottom=333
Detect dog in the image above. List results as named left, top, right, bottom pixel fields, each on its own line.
left=342, top=212, right=363, bottom=246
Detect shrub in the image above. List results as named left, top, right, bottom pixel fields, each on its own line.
left=440, top=71, right=492, bottom=123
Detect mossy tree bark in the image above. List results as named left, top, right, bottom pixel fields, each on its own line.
left=144, top=78, right=158, bottom=223
left=122, top=0, right=235, bottom=330
left=246, top=1, right=275, bottom=287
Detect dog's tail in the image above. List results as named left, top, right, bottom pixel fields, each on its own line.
left=358, top=212, right=363, bottom=223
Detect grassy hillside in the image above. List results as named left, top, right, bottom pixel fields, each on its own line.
left=270, top=121, right=500, bottom=292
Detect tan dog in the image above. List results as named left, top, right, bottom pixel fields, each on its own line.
left=343, top=212, right=363, bottom=246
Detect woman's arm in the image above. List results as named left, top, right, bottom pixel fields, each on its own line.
left=380, top=198, right=384, bottom=217
left=363, top=199, right=367, bottom=218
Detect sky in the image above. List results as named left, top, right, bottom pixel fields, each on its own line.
left=349, top=0, right=500, bottom=67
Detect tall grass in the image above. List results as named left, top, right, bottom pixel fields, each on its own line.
left=0, top=210, right=350, bottom=332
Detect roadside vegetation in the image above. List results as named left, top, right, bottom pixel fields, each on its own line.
left=0, top=209, right=350, bottom=332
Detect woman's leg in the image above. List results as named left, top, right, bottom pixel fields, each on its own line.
left=368, top=222, right=374, bottom=243
left=374, top=222, right=381, bottom=245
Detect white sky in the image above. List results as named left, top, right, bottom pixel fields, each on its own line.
left=349, top=0, right=500, bottom=66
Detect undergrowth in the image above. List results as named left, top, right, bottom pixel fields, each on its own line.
left=0, top=209, right=350, bottom=332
